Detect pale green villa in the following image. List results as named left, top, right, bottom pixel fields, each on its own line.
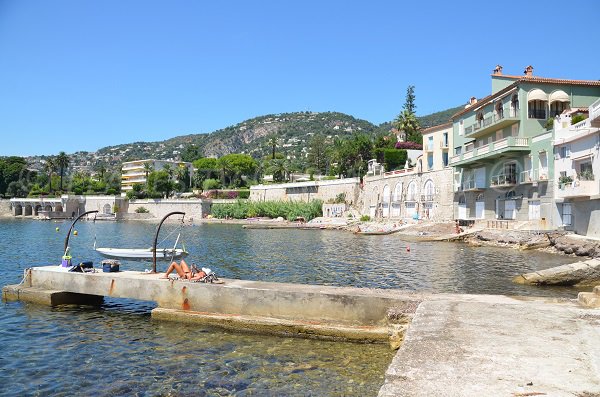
left=451, top=65, right=600, bottom=227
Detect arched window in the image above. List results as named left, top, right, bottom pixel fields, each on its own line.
left=382, top=185, right=390, bottom=217
left=423, top=179, right=435, bottom=201
left=407, top=181, right=418, bottom=201
left=103, top=204, right=112, bottom=214
left=495, top=101, right=504, bottom=120
left=391, top=182, right=402, bottom=217
left=510, top=94, right=519, bottom=117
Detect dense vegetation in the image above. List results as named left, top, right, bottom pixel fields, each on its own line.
left=211, top=200, right=323, bottom=221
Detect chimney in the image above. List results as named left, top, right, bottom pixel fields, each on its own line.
left=465, top=96, right=477, bottom=108
left=524, top=65, right=534, bottom=77
left=493, top=65, right=503, bottom=75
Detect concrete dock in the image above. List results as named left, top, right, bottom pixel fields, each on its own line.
left=4, top=265, right=600, bottom=396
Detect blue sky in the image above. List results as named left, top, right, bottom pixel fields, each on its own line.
left=1, top=0, right=598, bottom=156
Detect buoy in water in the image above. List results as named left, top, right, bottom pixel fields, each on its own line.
left=73, top=230, right=78, bottom=236
left=55, top=227, right=59, bottom=232
left=406, top=245, right=411, bottom=252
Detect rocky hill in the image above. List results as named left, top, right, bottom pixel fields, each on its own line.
left=26, top=107, right=464, bottom=173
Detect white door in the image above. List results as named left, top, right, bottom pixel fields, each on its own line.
left=528, top=200, right=540, bottom=220
left=562, top=203, right=572, bottom=226
left=458, top=203, right=467, bottom=219
left=475, top=200, right=485, bottom=219
left=504, top=200, right=516, bottom=220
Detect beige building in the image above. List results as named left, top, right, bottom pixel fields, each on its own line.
left=121, top=159, right=193, bottom=193
left=250, top=178, right=361, bottom=205
left=422, top=122, right=452, bottom=172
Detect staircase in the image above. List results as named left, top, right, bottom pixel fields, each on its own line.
left=590, top=98, right=600, bottom=128
left=578, top=285, right=600, bottom=308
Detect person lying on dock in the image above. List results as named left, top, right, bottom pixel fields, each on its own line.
left=160, top=259, right=206, bottom=280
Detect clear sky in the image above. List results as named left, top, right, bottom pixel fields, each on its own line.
left=1, top=0, right=598, bottom=156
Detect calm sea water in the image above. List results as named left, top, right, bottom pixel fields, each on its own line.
left=0, top=219, right=582, bottom=396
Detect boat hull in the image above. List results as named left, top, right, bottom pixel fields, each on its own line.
left=95, top=248, right=188, bottom=261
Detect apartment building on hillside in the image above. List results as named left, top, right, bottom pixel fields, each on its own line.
left=121, top=159, right=193, bottom=193
left=451, top=65, right=600, bottom=227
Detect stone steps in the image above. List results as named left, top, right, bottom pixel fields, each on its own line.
left=578, top=285, right=600, bottom=308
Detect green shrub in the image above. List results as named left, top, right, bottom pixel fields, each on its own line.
left=571, top=114, right=586, bottom=125
left=544, top=117, right=554, bottom=130
left=238, top=190, right=250, bottom=199
left=135, top=206, right=149, bottom=213
left=211, top=200, right=323, bottom=221
left=383, top=149, right=407, bottom=171
left=360, top=215, right=371, bottom=222
left=202, top=178, right=221, bottom=190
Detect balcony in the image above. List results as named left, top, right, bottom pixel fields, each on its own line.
left=556, top=179, right=599, bottom=199
left=459, top=180, right=485, bottom=191
left=490, top=173, right=518, bottom=187
left=465, top=110, right=519, bottom=138
left=420, top=194, right=435, bottom=202
left=450, top=137, right=530, bottom=167
left=440, top=140, right=449, bottom=149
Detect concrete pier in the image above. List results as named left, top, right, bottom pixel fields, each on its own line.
left=3, top=265, right=422, bottom=343
left=514, top=258, right=600, bottom=286
left=4, top=266, right=600, bottom=395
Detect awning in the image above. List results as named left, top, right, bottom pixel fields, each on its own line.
left=527, top=89, right=547, bottom=102
left=571, top=153, right=594, bottom=162
left=549, top=90, right=569, bottom=104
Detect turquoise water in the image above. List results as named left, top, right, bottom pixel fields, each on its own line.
left=0, top=219, right=581, bottom=396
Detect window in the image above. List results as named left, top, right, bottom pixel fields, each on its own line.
left=423, top=179, right=435, bottom=201
left=442, top=152, right=449, bottom=167
left=560, top=145, right=570, bottom=159
left=427, top=136, right=434, bottom=151
left=580, top=162, right=594, bottom=180
left=510, top=94, right=519, bottom=117
left=442, top=132, right=448, bottom=147
left=550, top=101, right=569, bottom=117
left=427, top=154, right=433, bottom=170
left=455, top=146, right=462, bottom=156
left=459, top=120, right=464, bottom=136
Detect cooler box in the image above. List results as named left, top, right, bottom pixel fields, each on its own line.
left=61, top=255, right=72, bottom=267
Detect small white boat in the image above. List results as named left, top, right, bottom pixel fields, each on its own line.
left=95, top=247, right=188, bottom=261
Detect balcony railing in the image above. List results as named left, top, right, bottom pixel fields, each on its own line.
left=421, top=194, right=435, bottom=202
left=460, top=180, right=484, bottom=191
left=440, top=140, right=449, bottom=149
left=590, top=98, right=600, bottom=127
left=450, top=137, right=529, bottom=165
left=557, top=179, right=599, bottom=199
left=490, top=173, right=518, bottom=186
left=465, top=110, right=519, bottom=136
left=528, top=109, right=546, bottom=119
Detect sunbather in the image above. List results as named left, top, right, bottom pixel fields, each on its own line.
left=160, top=259, right=206, bottom=280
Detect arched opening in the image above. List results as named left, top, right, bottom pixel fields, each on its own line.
left=457, top=195, right=467, bottom=219
left=405, top=181, right=418, bottom=219
left=103, top=203, right=112, bottom=214
left=14, top=204, right=22, bottom=216
left=476, top=112, right=484, bottom=129
left=423, top=179, right=435, bottom=201
left=369, top=187, right=378, bottom=219
left=549, top=90, right=570, bottom=117
left=527, top=89, right=547, bottom=119
left=475, top=193, right=485, bottom=219
left=24, top=205, right=33, bottom=216
left=382, top=185, right=390, bottom=218
left=391, top=182, right=402, bottom=217
left=510, top=94, right=519, bottom=117
left=34, top=205, right=42, bottom=216
left=495, top=101, right=504, bottom=120
left=55, top=204, right=63, bottom=212
left=44, top=205, right=52, bottom=212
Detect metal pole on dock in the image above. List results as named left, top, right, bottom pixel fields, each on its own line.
left=152, top=211, right=185, bottom=273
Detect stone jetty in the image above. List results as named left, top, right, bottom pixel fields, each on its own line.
left=513, top=258, right=600, bottom=286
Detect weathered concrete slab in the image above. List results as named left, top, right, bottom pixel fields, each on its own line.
left=152, top=307, right=390, bottom=342
left=378, top=297, right=600, bottom=397
left=513, top=258, right=600, bottom=286
left=3, top=284, right=103, bottom=306
left=578, top=285, right=600, bottom=308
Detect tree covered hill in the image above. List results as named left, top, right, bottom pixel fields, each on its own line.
left=28, top=106, right=464, bottom=172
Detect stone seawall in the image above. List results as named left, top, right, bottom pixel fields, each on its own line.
left=0, top=199, right=12, bottom=217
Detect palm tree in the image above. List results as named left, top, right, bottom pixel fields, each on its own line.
left=267, top=134, right=278, bottom=160
left=43, top=157, right=56, bottom=193
left=96, top=163, right=107, bottom=180
left=162, top=164, right=173, bottom=178
left=142, top=162, right=153, bottom=179
left=268, top=158, right=290, bottom=182
left=55, top=152, right=70, bottom=191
